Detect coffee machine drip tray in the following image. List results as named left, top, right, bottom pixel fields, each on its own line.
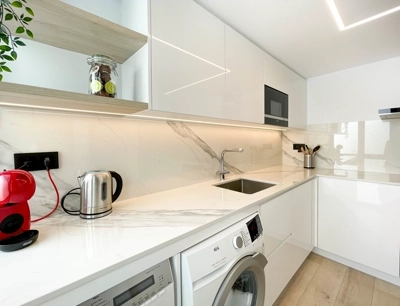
left=0, top=230, right=39, bottom=252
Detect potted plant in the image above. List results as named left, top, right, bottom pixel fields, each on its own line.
left=0, top=0, right=34, bottom=81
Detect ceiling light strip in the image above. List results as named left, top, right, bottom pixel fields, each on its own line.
left=344, top=6, right=400, bottom=30
left=326, top=0, right=345, bottom=30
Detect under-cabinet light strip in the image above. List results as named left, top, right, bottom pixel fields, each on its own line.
left=131, top=114, right=287, bottom=131
left=0, top=103, right=286, bottom=131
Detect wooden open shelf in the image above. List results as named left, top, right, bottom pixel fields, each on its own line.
left=0, top=82, right=148, bottom=115
left=7, top=0, right=148, bottom=63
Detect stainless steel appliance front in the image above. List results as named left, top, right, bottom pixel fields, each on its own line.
left=78, top=259, right=173, bottom=306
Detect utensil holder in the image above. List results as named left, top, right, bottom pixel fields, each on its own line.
left=304, top=154, right=315, bottom=169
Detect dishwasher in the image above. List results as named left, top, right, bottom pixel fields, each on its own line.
left=77, top=259, right=175, bottom=306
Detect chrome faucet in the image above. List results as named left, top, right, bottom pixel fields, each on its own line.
left=219, top=148, right=244, bottom=180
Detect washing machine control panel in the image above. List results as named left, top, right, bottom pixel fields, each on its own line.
left=240, top=214, right=263, bottom=247
left=78, top=260, right=173, bottom=306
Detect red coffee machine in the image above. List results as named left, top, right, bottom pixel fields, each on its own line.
left=0, top=170, right=37, bottom=251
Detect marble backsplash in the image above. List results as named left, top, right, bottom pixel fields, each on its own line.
left=283, top=119, right=400, bottom=174
left=0, top=108, right=282, bottom=217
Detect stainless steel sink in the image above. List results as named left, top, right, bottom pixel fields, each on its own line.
left=214, top=178, right=276, bottom=194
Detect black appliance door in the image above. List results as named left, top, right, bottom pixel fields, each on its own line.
left=212, top=253, right=268, bottom=306
left=264, top=85, right=289, bottom=127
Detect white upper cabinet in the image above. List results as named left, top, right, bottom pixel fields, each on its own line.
left=150, top=0, right=226, bottom=118
left=150, top=0, right=307, bottom=126
left=264, top=54, right=307, bottom=128
left=318, top=178, right=400, bottom=277
left=225, top=26, right=264, bottom=123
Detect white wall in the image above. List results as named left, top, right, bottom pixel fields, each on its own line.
left=307, top=56, right=400, bottom=125
left=3, top=0, right=148, bottom=102
left=4, top=41, right=90, bottom=93
left=60, top=0, right=121, bottom=24
left=121, top=0, right=149, bottom=103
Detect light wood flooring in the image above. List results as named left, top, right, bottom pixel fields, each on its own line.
left=273, top=253, right=400, bottom=306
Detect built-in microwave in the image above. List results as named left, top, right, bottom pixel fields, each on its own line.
left=264, top=85, right=289, bottom=127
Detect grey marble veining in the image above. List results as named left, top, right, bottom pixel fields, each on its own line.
left=0, top=108, right=281, bottom=218
left=168, top=121, right=243, bottom=176
left=37, top=209, right=235, bottom=228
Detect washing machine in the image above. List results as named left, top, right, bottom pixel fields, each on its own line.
left=77, top=259, right=174, bottom=306
left=181, top=213, right=267, bottom=306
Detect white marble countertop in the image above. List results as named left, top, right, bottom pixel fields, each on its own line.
left=1, top=165, right=400, bottom=306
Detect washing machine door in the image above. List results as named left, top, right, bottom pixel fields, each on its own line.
left=213, top=253, right=268, bottom=306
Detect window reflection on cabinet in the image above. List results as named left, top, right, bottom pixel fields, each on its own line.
left=150, top=0, right=226, bottom=119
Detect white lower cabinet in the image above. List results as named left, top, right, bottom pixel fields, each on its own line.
left=318, top=177, right=400, bottom=277
left=260, top=181, right=313, bottom=306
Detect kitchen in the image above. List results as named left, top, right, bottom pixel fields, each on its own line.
left=0, top=0, right=400, bottom=305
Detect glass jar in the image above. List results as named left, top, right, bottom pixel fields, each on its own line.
left=87, top=54, right=117, bottom=98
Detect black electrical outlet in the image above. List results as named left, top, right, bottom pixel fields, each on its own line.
left=14, top=152, right=59, bottom=171
left=293, top=144, right=306, bottom=152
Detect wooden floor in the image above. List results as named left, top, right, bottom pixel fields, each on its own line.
left=273, top=253, right=400, bottom=306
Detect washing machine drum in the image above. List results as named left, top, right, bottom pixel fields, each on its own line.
left=213, top=253, right=268, bottom=306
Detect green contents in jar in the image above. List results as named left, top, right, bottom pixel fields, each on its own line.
left=87, top=55, right=117, bottom=98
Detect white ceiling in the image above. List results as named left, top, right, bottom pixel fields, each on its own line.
left=194, top=0, right=400, bottom=78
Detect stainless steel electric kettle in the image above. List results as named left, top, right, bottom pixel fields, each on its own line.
left=77, top=170, right=123, bottom=219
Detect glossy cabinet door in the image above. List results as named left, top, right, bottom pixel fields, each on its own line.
left=225, top=26, right=264, bottom=123
left=264, top=53, right=307, bottom=128
left=318, top=177, right=400, bottom=277
left=292, top=181, right=313, bottom=249
left=150, top=0, right=226, bottom=118
left=260, top=190, right=293, bottom=257
left=260, top=182, right=313, bottom=306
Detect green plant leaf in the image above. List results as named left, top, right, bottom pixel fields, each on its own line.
left=0, top=74, right=3, bottom=82
left=21, top=0, right=27, bottom=3
left=1, top=66, right=12, bottom=72
left=0, top=67, right=2, bottom=72
left=0, top=33, right=7, bottom=40
left=15, top=26, right=24, bottom=34
left=0, top=62, right=6, bottom=65
left=11, top=51, right=17, bottom=60
left=5, top=13, right=13, bottom=21
left=13, top=37, right=20, bottom=40
left=10, top=1, right=23, bottom=8
left=0, top=45, right=12, bottom=51
left=2, top=36, right=9, bottom=45
left=3, top=55, right=14, bottom=61
left=23, top=17, right=32, bottom=22
left=26, top=29, right=33, bottom=38
left=14, top=40, right=26, bottom=46
left=25, top=7, right=34, bottom=16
